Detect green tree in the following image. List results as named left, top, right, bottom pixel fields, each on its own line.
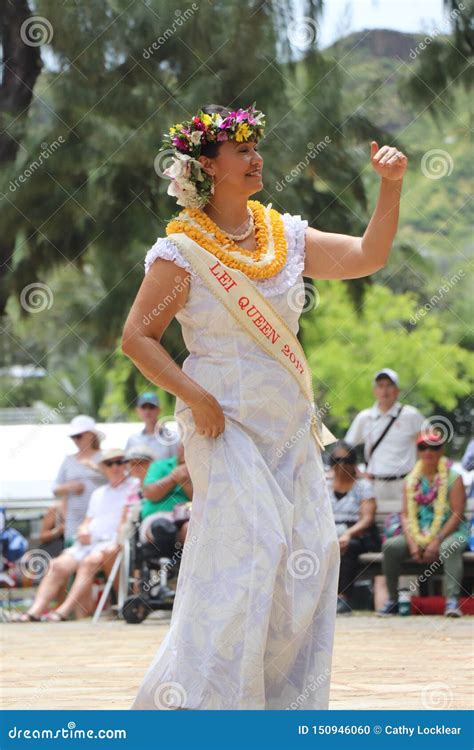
left=398, top=0, right=473, bottom=121
left=302, top=281, right=473, bottom=429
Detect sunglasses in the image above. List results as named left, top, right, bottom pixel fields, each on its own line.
left=139, top=404, right=158, bottom=410
left=418, top=443, right=443, bottom=452
left=103, top=459, right=124, bottom=467
left=71, top=432, right=86, bottom=440
left=330, top=456, right=356, bottom=465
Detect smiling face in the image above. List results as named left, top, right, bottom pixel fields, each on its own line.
left=198, top=139, right=263, bottom=198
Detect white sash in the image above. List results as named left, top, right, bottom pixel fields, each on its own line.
left=168, top=232, right=337, bottom=451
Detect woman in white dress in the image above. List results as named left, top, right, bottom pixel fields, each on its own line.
left=122, top=104, right=407, bottom=710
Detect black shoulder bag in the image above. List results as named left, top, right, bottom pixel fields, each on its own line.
left=367, top=404, right=404, bottom=459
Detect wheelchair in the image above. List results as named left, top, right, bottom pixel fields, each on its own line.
left=120, top=512, right=185, bottom=624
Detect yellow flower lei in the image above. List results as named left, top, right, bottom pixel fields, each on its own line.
left=406, top=456, right=449, bottom=547
left=165, top=200, right=288, bottom=279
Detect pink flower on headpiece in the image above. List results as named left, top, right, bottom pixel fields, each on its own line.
left=172, top=136, right=189, bottom=152
left=235, top=110, right=249, bottom=122
left=216, top=131, right=229, bottom=141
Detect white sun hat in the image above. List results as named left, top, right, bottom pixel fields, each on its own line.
left=66, top=415, right=105, bottom=442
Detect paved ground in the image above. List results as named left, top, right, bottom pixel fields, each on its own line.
left=2, top=611, right=472, bottom=710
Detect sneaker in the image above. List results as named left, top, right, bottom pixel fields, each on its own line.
left=336, top=597, right=352, bottom=615
left=444, top=598, right=462, bottom=617
left=376, top=599, right=399, bottom=617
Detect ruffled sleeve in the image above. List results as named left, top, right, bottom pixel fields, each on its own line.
left=144, top=237, right=200, bottom=281
left=143, top=212, right=308, bottom=296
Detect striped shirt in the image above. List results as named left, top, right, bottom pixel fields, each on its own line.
left=326, top=477, right=375, bottom=525
left=52, top=453, right=107, bottom=541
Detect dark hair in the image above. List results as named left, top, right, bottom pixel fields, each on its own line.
left=329, top=440, right=357, bottom=464
left=199, top=104, right=232, bottom=158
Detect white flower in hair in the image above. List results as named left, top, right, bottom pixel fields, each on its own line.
left=190, top=130, right=203, bottom=145
left=166, top=178, right=200, bottom=208
left=164, top=153, right=193, bottom=180
left=164, top=152, right=211, bottom=208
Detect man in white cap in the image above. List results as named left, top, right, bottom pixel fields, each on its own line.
left=345, top=369, right=424, bottom=515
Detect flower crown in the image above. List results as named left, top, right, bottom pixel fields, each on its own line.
left=159, top=103, right=266, bottom=209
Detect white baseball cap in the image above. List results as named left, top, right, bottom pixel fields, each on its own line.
left=373, top=368, right=399, bottom=387
left=66, top=415, right=105, bottom=441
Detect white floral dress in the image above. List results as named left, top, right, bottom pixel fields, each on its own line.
left=131, top=212, right=340, bottom=710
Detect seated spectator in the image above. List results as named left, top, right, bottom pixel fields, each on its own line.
left=461, top=437, right=474, bottom=499
left=0, top=507, right=28, bottom=588
left=15, top=449, right=134, bottom=622
left=139, top=442, right=192, bottom=552
left=378, top=431, right=469, bottom=618
left=126, top=392, right=180, bottom=460
left=34, top=500, right=67, bottom=606
left=38, top=500, right=65, bottom=559
left=119, top=445, right=155, bottom=542
left=327, top=441, right=381, bottom=615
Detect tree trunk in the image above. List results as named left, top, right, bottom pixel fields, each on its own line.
left=0, top=0, right=43, bottom=312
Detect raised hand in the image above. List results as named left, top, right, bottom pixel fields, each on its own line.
left=370, top=141, right=408, bottom=181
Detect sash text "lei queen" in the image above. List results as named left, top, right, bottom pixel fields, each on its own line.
left=210, top=261, right=280, bottom=345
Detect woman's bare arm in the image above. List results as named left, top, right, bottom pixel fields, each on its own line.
left=346, top=497, right=376, bottom=538
left=437, top=475, right=466, bottom=540
left=304, top=142, right=407, bottom=280
left=122, top=258, right=206, bottom=406
left=122, top=257, right=226, bottom=438
left=39, top=505, right=64, bottom=544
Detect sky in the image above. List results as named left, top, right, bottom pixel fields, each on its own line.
left=317, top=0, right=452, bottom=48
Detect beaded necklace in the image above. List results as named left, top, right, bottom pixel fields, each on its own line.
left=166, top=200, right=288, bottom=280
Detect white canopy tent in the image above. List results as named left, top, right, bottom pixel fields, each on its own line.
left=0, top=421, right=179, bottom=508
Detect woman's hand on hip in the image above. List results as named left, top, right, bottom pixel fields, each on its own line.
left=189, top=392, right=225, bottom=439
